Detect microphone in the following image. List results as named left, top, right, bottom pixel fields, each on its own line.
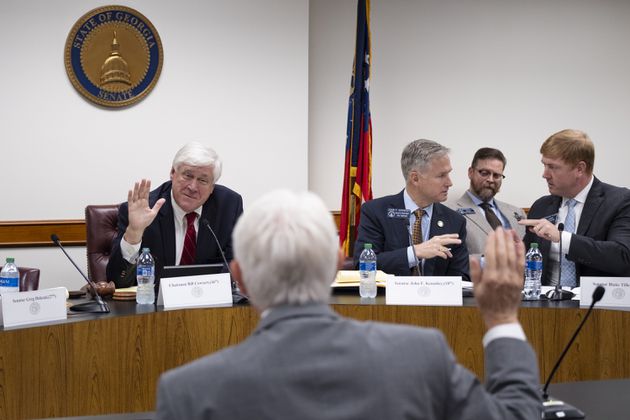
left=200, top=219, right=247, bottom=303
left=547, top=223, right=574, bottom=301
left=50, top=234, right=110, bottom=313
left=541, top=285, right=605, bottom=419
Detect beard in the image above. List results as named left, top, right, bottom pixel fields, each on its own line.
left=472, top=184, right=498, bottom=201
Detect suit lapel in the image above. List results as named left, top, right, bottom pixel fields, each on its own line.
left=457, top=193, right=491, bottom=235
left=158, top=197, right=177, bottom=266
left=198, top=193, right=219, bottom=263
left=387, top=191, right=411, bottom=248
left=577, top=178, right=604, bottom=236
left=424, top=204, right=450, bottom=275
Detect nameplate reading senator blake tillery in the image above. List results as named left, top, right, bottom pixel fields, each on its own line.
left=64, top=5, right=163, bottom=107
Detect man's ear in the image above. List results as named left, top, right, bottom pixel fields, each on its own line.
left=230, top=260, right=248, bottom=297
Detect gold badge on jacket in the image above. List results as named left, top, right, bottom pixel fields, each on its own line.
left=64, top=5, right=163, bottom=108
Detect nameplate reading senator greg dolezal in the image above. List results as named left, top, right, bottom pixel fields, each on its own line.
left=64, top=5, right=163, bottom=108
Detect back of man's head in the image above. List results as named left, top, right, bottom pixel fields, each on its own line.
left=232, top=190, right=338, bottom=311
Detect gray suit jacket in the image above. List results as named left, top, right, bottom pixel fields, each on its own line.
left=156, top=304, right=540, bottom=420
left=447, top=192, right=526, bottom=256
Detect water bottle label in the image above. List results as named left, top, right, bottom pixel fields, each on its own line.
left=359, top=261, right=376, bottom=271
left=526, top=260, right=542, bottom=270
left=0, top=277, right=18, bottom=287
left=137, top=267, right=154, bottom=277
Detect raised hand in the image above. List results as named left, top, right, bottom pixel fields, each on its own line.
left=123, top=179, right=166, bottom=244
left=470, top=228, right=525, bottom=330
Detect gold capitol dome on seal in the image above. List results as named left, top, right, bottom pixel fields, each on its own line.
left=65, top=5, right=163, bottom=107
left=100, top=31, right=132, bottom=89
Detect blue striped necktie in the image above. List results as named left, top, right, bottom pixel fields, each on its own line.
left=560, top=199, right=577, bottom=287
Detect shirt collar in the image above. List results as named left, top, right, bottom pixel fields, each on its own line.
left=170, top=191, right=202, bottom=223
left=466, top=190, right=495, bottom=208
left=403, top=189, right=434, bottom=219
left=563, top=175, right=594, bottom=206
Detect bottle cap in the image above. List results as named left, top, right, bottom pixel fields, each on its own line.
left=364, top=243, right=373, bottom=250
left=530, top=243, right=539, bottom=249
left=5, top=257, right=14, bottom=263
left=141, top=247, right=151, bottom=252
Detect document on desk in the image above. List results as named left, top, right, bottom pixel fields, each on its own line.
left=0, top=287, right=67, bottom=327
left=580, top=277, right=630, bottom=308
left=386, top=276, right=463, bottom=306
left=157, top=273, right=233, bottom=309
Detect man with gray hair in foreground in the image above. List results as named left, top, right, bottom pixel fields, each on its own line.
left=155, top=190, right=541, bottom=420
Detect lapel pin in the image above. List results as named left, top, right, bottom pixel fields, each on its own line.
left=437, top=220, right=444, bottom=228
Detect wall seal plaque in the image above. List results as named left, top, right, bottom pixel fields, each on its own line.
left=64, top=5, right=163, bottom=107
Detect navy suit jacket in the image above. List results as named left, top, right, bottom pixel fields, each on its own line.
left=106, top=181, right=243, bottom=288
left=354, top=190, right=470, bottom=280
left=524, top=177, right=630, bottom=285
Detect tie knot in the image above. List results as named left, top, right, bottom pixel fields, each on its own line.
left=565, top=199, right=577, bottom=209
left=414, top=209, right=424, bottom=219
left=185, top=212, right=197, bottom=226
left=480, top=201, right=492, bottom=210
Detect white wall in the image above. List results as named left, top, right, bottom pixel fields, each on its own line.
left=310, top=0, right=630, bottom=210
left=0, top=0, right=308, bottom=290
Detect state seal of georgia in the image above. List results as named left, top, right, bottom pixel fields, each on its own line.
left=64, top=5, right=163, bottom=107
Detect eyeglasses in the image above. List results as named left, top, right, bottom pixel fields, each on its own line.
left=177, top=170, right=212, bottom=187
left=475, top=169, right=506, bottom=181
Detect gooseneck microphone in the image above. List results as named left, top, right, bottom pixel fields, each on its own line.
left=50, top=234, right=110, bottom=313
left=541, top=285, right=605, bottom=419
left=200, top=219, right=247, bottom=303
left=547, top=223, right=575, bottom=301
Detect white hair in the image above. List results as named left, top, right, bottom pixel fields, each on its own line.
left=233, top=190, right=338, bottom=311
left=172, top=142, right=222, bottom=183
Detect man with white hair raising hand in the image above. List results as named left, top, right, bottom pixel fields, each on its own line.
left=156, top=190, right=541, bottom=420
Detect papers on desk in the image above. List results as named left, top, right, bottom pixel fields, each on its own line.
left=332, top=270, right=389, bottom=288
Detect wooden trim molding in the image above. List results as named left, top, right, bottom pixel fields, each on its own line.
left=0, top=213, right=344, bottom=248
left=0, top=220, right=86, bottom=247
left=0, top=209, right=524, bottom=248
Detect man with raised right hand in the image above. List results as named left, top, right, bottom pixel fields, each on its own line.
left=156, top=189, right=541, bottom=420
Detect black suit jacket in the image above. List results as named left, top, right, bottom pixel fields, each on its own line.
left=524, top=177, right=630, bottom=285
left=106, top=181, right=243, bottom=288
left=353, top=190, right=470, bottom=279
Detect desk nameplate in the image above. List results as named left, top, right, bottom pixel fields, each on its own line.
left=386, top=276, right=463, bottom=306
left=157, top=273, right=232, bottom=309
left=0, top=287, right=67, bottom=327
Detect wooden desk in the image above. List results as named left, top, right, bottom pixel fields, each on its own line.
left=1, top=296, right=628, bottom=419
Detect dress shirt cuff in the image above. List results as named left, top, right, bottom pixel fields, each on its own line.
left=482, top=322, right=526, bottom=347
left=407, top=246, right=418, bottom=269
left=120, top=236, right=141, bottom=264
left=562, top=231, right=573, bottom=255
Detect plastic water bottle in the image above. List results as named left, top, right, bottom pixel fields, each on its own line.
left=136, top=248, right=155, bottom=304
left=359, top=243, right=377, bottom=298
left=0, top=258, right=20, bottom=295
left=523, top=243, right=542, bottom=300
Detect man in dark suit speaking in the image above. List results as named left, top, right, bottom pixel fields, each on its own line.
left=155, top=189, right=540, bottom=420
left=520, top=129, right=630, bottom=286
left=106, top=142, right=243, bottom=288
left=354, top=139, right=469, bottom=279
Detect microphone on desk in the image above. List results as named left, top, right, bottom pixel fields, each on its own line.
left=50, top=234, right=110, bottom=313
left=199, top=219, right=248, bottom=303
left=547, top=223, right=575, bottom=301
left=541, top=285, right=605, bottom=419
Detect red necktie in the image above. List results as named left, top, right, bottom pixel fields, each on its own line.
left=179, top=213, right=197, bottom=265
